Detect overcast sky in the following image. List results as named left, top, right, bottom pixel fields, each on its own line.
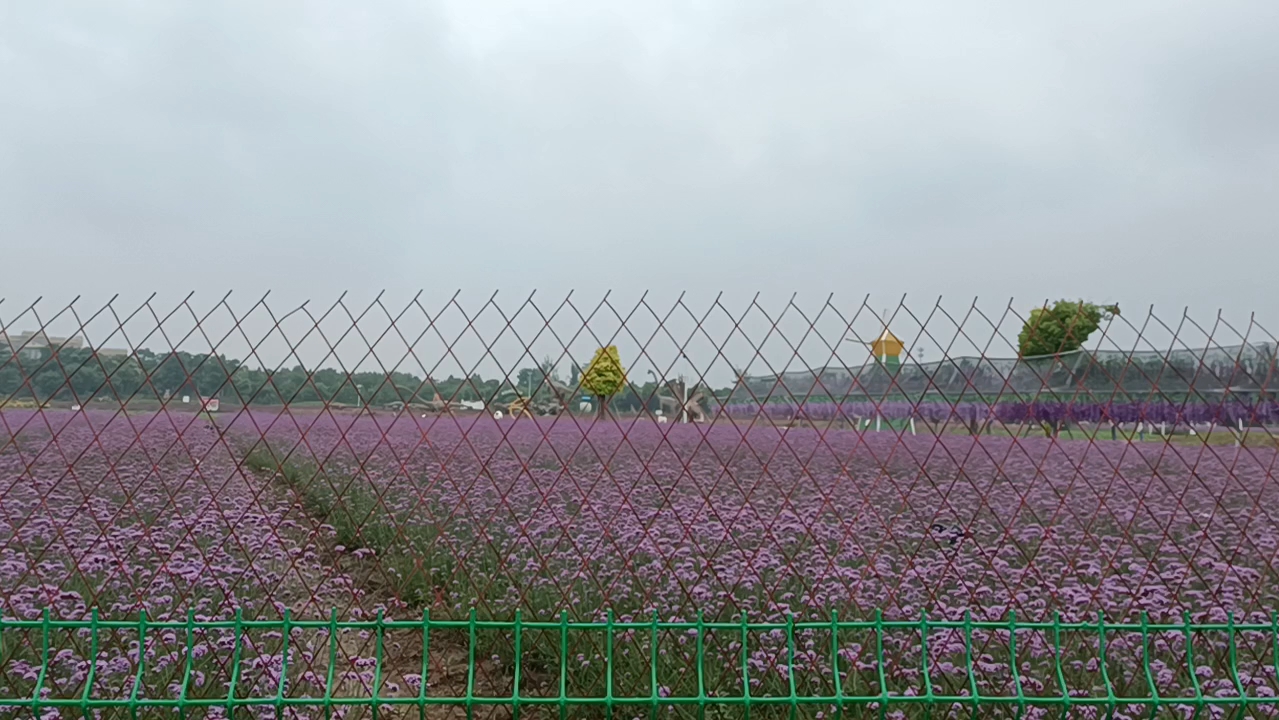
left=2, top=1, right=1277, bottom=376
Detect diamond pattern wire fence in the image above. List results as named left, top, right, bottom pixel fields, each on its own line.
left=1, top=292, right=1278, bottom=718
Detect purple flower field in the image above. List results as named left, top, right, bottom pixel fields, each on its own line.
left=4, top=407, right=1279, bottom=715
left=222, top=411, right=1279, bottom=625
left=0, top=411, right=362, bottom=621
left=724, top=400, right=1279, bottom=427
left=0, top=410, right=369, bottom=716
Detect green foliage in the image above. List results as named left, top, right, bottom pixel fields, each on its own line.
left=1018, top=300, right=1120, bottom=358
left=0, top=345, right=507, bottom=408
left=539, top=355, right=560, bottom=382
left=580, top=346, right=627, bottom=401
left=515, top=367, right=539, bottom=391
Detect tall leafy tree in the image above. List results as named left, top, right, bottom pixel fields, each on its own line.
left=1018, top=300, right=1120, bottom=436
left=1018, top=301, right=1120, bottom=358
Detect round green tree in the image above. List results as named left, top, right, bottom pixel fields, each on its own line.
left=1018, top=300, right=1120, bottom=357
left=580, top=346, right=627, bottom=418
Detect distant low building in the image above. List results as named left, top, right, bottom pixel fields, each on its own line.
left=732, top=341, right=1279, bottom=400
left=1, top=331, right=84, bottom=362
left=0, top=330, right=128, bottom=362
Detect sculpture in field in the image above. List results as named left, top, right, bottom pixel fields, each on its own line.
left=658, top=379, right=708, bottom=423
left=417, top=396, right=458, bottom=414
left=387, top=396, right=460, bottom=414
left=505, top=395, right=563, bottom=419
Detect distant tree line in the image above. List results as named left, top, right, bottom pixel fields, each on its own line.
left=0, top=347, right=435, bottom=406
left=0, top=346, right=715, bottom=414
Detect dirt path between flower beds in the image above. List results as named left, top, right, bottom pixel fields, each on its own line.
left=233, top=447, right=557, bottom=718
left=294, top=517, right=572, bottom=720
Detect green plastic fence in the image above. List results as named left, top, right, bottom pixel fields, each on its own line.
left=4, top=608, right=1279, bottom=715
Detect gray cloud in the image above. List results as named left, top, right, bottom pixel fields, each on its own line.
left=2, top=0, right=1277, bottom=335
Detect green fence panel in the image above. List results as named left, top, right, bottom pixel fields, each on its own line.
left=5, top=608, right=1279, bottom=715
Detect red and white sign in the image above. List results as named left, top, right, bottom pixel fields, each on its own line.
left=202, top=398, right=220, bottom=412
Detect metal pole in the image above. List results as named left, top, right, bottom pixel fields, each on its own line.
left=682, top=381, right=688, bottom=424
left=648, top=369, right=658, bottom=419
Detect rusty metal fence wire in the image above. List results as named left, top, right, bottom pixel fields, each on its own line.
left=1, top=292, right=1278, bottom=717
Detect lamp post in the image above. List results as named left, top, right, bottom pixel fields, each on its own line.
left=646, top=369, right=658, bottom=418
left=678, top=351, right=694, bottom=424
left=678, top=374, right=689, bottom=424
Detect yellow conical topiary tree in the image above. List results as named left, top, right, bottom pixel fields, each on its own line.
left=579, top=346, right=627, bottom=419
